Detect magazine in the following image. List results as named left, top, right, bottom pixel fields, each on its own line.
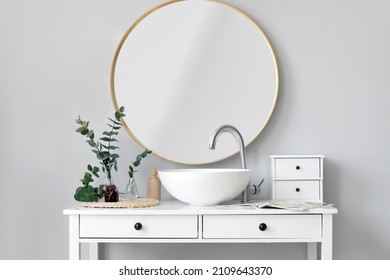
left=218, top=200, right=332, bottom=211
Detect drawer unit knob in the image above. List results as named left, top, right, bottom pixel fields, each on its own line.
left=259, top=223, right=267, bottom=231
left=296, top=165, right=301, bottom=170
left=296, top=188, right=300, bottom=192
left=134, top=222, right=143, bottom=231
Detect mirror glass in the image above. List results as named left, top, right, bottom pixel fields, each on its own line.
left=111, top=0, right=278, bottom=165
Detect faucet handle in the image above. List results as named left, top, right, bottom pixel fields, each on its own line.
left=251, top=178, right=264, bottom=195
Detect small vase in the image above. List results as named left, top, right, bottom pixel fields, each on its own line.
left=125, top=177, right=140, bottom=200
left=103, top=174, right=119, bottom=202
left=105, top=185, right=119, bottom=202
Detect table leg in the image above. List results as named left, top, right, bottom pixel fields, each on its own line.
left=89, top=242, right=99, bottom=260
left=69, top=215, right=80, bottom=260
left=320, top=214, right=333, bottom=260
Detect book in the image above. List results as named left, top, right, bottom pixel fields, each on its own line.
left=218, top=200, right=332, bottom=211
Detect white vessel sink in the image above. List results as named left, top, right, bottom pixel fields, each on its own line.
left=158, top=169, right=251, bottom=206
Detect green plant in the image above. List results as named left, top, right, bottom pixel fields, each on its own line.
left=75, top=106, right=126, bottom=185
left=74, top=165, right=102, bottom=202
left=128, top=149, right=152, bottom=178
left=73, top=106, right=153, bottom=202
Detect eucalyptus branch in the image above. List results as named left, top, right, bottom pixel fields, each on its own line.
left=128, top=149, right=152, bottom=179
left=74, top=165, right=102, bottom=202
left=74, top=106, right=152, bottom=202
left=75, top=107, right=126, bottom=185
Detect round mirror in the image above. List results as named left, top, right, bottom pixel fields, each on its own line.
left=111, top=0, right=278, bottom=165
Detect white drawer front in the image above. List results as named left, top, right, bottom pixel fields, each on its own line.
left=80, top=215, right=198, bottom=238
left=275, top=181, right=320, bottom=201
left=275, top=158, right=320, bottom=179
left=203, top=215, right=321, bottom=239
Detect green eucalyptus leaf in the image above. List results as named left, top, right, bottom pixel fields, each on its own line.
left=101, top=143, right=119, bottom=150
left=81, top=128, right=89, bottom=135
left=99, top=137, right=111, bottom=142
left=136, top=154, right=143, bottom=161
left=102, top=144, right=119, bottom=150
left=101, top=137, right=118, bottom=142
left=119, top=106, right=125, bottom=113
left=74, top=186, right=96, bottom=202
left=74, top=187, right=84, bottom=201
left=87, top=130, right=94, bottom=139
left=87, top=165, right=92, bottom=171
left=110, top=154, right=119, bottom=159
left=81, top=177, right=94, bottom=185
left=133, top=160, right=140, bottom=167
left=108, top=117, right=121, bottom=125
left=75, top=127, right=85, bottom=133
left=114, top=111, right=122, bottom=121
left=86, top=185, right=94, bottom=193
left=107, top=124, right=122, bottom=130
left=114, top=114, right=125, bottom=122
left=86, top=140, right=96, bottom=147
left=129, top=166, right=133, bottom=172
left=103, top=131, right=118, bottom=136
left=79, top=192, right=91, bottom=202
left=81, top=121, right=89, bottom=128
left=92, top=193, right=99, bottom=202
left=141, top=149, right=152, bottom=157
left=100, top=152, right=110, bottom=161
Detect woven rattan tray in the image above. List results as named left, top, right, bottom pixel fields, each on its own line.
left=79, top=198, right=159, bottom=208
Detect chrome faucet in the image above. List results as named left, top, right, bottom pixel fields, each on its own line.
left=209, top=124, right=249, bottom=202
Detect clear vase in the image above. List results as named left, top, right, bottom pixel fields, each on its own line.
left=125, top=177, right=140, bottom=200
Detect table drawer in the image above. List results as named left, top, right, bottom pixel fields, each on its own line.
left=80, top=215, right=198, bottom=238
left=275, top=158, right=320, bottom=179
left=274, top=181, right=320, bottom=201
left=203, top=215, right=321, bottom=239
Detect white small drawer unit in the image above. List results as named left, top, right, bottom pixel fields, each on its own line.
left=270, top=155, right=324, bottom=202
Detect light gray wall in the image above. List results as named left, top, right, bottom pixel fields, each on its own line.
left=0, top=0, right=389, bottom=259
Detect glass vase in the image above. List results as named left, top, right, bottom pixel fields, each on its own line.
left=103, top=173, right=119, bottom=202
left=125, top=177, right=140, bottom=200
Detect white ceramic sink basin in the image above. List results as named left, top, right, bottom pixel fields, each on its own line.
left=158, top=169, right=251, bottom=206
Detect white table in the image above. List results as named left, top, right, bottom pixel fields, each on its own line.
left=63, top=200, right=337, bottom=260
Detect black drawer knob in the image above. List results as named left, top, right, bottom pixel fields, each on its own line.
left=134, top=222, right=142, bottom=231
left=296, top=188, right=300, bottom=192
left=259, top=223, right=267, bottom=231
left=296, top=165, right=301, bottom=170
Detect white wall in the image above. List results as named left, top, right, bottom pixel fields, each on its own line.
left=1, top=0, right=389, bottom=259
